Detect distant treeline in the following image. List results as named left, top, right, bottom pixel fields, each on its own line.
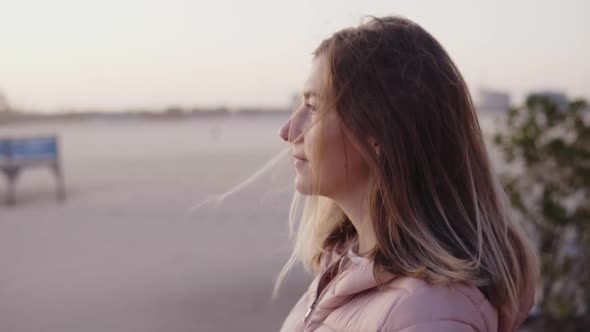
left=0, top=106, right=291, bottom=125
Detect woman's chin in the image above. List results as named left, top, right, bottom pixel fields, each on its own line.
left=294, top=177, right=312, bottom=195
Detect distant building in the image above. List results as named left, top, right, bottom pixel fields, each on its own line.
left=530, top=90, right=568, bottom=110
left=476, top=88, right=511, bottom=113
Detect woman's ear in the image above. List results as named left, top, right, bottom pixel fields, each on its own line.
left=368, top=137, right=380, bottom=157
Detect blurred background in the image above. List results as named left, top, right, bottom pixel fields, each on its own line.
left=0, top=1, right=588, bottom=331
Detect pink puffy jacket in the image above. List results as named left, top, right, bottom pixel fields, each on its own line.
left=280, top=242, right=533, bottom=332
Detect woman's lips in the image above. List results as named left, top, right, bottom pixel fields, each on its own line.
left=293, top=155, right=307, bottom=161
left=293, top=155, right=308, bottom=167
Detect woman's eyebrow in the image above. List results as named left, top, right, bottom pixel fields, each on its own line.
left=303, top=90, right=318, bottom=100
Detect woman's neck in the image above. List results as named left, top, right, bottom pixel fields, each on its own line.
left=332, top=181, right=377, bottom=256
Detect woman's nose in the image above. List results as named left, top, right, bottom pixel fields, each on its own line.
left=279, top=118, right=292, bottom=142
left=279, top=108, right=306, bottom=142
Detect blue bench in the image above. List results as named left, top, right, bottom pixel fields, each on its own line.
left=0, top=135, right=66, bottom=205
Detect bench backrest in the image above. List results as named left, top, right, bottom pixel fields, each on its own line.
left=0, top=136, right=58, bottom=161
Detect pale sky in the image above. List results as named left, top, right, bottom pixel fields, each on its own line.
left=0, top=0, right=588, bottom=113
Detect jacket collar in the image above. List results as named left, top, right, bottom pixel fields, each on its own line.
left=310, top=242, right=397, bottom=314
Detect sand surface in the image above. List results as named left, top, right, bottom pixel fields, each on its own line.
left=0, top=114, right=313, bottom=332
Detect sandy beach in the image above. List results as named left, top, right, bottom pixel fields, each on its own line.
left=0, top=114, right=316, bottom=332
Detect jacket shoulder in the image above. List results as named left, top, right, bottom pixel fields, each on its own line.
left=378, top=277, right=498, bottom=332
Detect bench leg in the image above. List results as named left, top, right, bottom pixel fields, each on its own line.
left=5, top=168, right=20, bottom=206
left=53, top=164, right=66, bottom=201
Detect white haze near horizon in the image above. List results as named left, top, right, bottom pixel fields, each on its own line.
left=0, top=0, right=588, bottom=113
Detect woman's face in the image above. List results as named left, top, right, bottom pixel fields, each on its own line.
left=278, top=56, right=371, bottom=199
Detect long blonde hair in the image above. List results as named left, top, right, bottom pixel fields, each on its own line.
left=273, top=16, right=539, bottom=317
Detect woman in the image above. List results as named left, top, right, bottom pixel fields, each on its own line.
left=275, top=16, right=538, bottom=332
